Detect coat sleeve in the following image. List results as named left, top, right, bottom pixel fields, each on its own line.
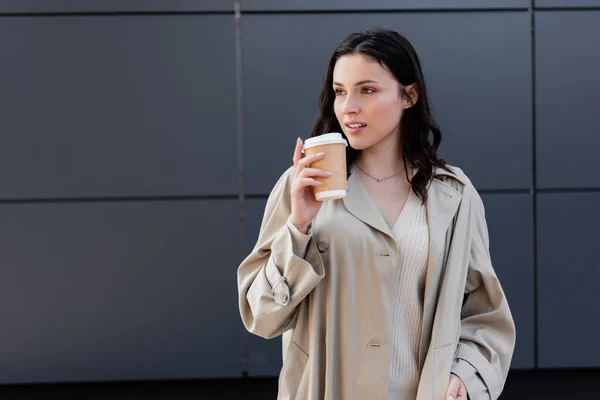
left=237, top=167, right=326, bottom=339
left=451, top=186, right=516, bottom=400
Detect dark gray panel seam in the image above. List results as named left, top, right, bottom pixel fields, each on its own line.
left=0, top=195, right=239, bottom=204
left=537, top=188, right=600, bottom=193
left=535, top=6, right=600, bottom=11
left=241, top=8, right=529, bottom=14
left=246, top=189, right=532, bottom=199
left=0, top=11, right=234, bottom=17
left=235, top=1, right=250, bottom=378
left=530, top=0, right=539, bottom=370
left=247, top=187, right=600, bottom=200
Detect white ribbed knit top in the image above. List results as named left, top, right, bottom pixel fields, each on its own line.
left=386, top=188, right=429, bottom=400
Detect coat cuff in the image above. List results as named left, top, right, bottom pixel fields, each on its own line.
left=452, top=343, right=500, bottom=399
left=286, top=217, right=312, bottom=259
left=451, top=359, right=489, bottom=400
left=263, top=223, right=324, bottom=307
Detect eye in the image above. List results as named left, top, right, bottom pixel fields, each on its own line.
left=361, top=87, right=376, bottom=94
left=334, top=88, right=346, bottom=96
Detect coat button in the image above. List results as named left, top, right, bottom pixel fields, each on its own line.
left=317, top=242, right=329, bottom=253
left=280, top=293, right=289, bottom=305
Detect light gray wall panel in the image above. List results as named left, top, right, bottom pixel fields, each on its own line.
left=0, top=0, right=234, bottom=13
left=0, top=200, right=243, bottom=383
left=536, top=11, right=600, bottom=189
left=243, top=12, right=531, bottom=195
left=0, top=15, right=237, bottom=199
left=242, top=0, right=529, bottom=11
left=538, top=193, right=600, bottom=368
left=480, top=193, right=535, bottom=369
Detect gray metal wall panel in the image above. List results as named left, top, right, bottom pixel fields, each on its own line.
left=0, top=200, right=243, bottom=383
left=480, top=193, right=535, bottom=369
left=242, top=0, right=529, bottom=11
left=245, top=198, right=283, bottom=376
left=536, top=0, right=600, bottom=7
left=536, top=11, right=600, bottom=189
left=0, top=0, right=233, bottom=13
left=537, top=193, right=600, bottom=368
left=0, top=15, right=238, bottom=199
left=243, top=12, right=531, bottom=195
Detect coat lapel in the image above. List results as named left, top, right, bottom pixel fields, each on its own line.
left=343, top=165, right=464, bottom=367
left=418, top=174, right=463, bottom=367
left=342, top=171, right=394, bottom=239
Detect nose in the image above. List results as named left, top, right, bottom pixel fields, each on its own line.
left=342, top=93, right=360, bottom=115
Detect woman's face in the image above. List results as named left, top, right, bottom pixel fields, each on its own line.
left=332, top=53, right=413, bottom=151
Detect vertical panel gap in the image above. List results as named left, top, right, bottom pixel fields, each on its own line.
left=234, top=0, right=249, bottom=377
left=530, top=0, right=539, bottom=370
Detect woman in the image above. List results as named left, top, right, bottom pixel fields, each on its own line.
left=237, top=28, right=515, bottom=400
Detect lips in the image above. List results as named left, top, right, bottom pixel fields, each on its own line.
left=345, top=122, right=367, bottom=129
left=345, top=121, right=367, bottom=135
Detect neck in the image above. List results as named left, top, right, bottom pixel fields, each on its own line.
left=356, top=131, right=404, bottom=178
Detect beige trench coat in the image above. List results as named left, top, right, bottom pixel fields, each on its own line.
left=238, top=164, right=516, bottom=400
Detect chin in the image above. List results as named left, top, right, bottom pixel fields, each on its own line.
left=346, top=137, right=371, bottom=151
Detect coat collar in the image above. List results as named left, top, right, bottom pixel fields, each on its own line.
left=342, top=165, right=465, bottom=242
left=342, top=170, right=395, bottom=238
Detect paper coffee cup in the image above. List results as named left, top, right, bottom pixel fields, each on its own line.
left=302, top=132, right=348, bottom=201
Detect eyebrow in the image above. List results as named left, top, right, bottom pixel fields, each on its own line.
left=332, top=79, right=379, bottom=87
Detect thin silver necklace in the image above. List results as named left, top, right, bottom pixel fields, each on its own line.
left=355, top=163, right=405, bottom=182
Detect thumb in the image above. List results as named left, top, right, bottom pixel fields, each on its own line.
left=446, top=376, right=461, bottom=400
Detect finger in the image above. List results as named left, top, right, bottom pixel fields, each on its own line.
left=446, top=385, right=460, bottom=399
left=293, top=138, right=302, bottom=169
left=446, top=390, right=459, bottom=400
left=446, top=387, right=459, bottom=399
left=297, top=151, right=325, bottom=170
left=293, top=178, right=322, bottom=190
left=299, top=168, right=332, bottom=179
left=457, top=382, right=468, bottom=399
left=450, top=375, right=467, bottom=399
left=445, top=380, right=460, bottom=400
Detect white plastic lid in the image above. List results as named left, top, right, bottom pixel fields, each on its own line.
left=315, top=189, right=347, bottom=201
left=303, top=132, right=348, bottom=150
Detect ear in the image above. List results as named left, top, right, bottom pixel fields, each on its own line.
left=402, top=83, right=419, bottom=109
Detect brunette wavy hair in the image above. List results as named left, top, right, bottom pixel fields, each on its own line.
left=310, top=28, right=451, bottom=203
